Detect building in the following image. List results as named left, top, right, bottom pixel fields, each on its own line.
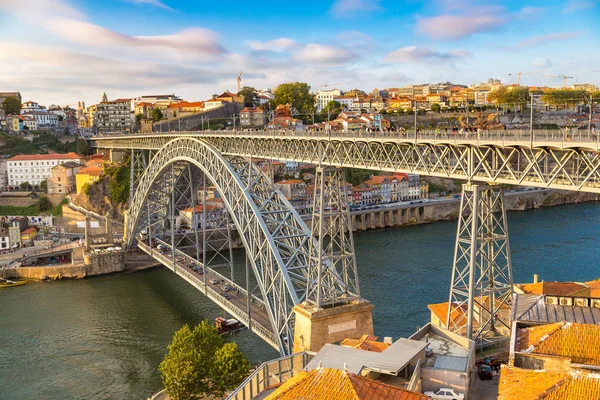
left=275, top=179, right=308, bottom=213
left=240, top=107, right=265, bottom=127
left=8, top=218, right=26, bottom=249
left=572, top=83, right=599, bottom=92
left=21, top=111, right=58, bottom=128
left=48, top=162, right=82, bottom=195
left=164, top=101, right=204, bottom=119
left=0, top=91, right=21, bottom=106
left=216, top=91, right=243, bottom=104
left=20, top=227, right=38, bottom=246
left=20, top=101, right=45, bottom=113
left=7, top=153, right=84, bottom=188
left=75, top=166, right=103, bottom=195
left=316, top=89, right=342, bottom=112
left=266, top=367, right=428, bottom=400
left=94, top=94, right=133, bottom=133
left=364, top=176, right=391, bottom=203
left=204, top=97, right=224, bottom=110
left=178, top=204, right=223, bottom=229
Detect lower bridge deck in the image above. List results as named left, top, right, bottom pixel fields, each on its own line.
left=137, top=240, right=278, bottom=349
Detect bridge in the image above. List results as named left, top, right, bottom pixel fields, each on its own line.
left=93, top=129, right=600, bottom=355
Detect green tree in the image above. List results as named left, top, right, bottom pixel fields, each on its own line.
left=19, top=181, right=31, bottom=190
left=76, top=139, right=91, bottom=156
left=321, top=100, right=342, bottom=120
left=441, top=106, right=449, bottom=112
left=159, top=321, right=249, bottom=400
left=38, top=196, right=53, bottom=212
left=418, top=108, right=426, bottom=115
left=1, top=96, right=21, bottom=115
left=210, top=342, right=252, bottom=396
left=237, top=86, right=257, bottom=106
left=135, top=113, right=144, bottom=124
left=274, top=82, right=315, bottom=115
left=346, top=168, right=372, bottom=186
left=107, top=164, right=129, bottom=204
left=430, top=103, right=441, bottom=113
left=151, top=108, right=164, bottom=122
left=40, top=179, right=48, bottom=192
left=406, top=108, right=414, bottom=115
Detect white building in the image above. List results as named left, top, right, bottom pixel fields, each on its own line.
left=0, top=231, right=9, bottom=250
left=21, top=101, right=45, bottom=113
left=316, top=89, right=342, bottom=112
left=0, top=159, right=7, bottom=189
left=7, top=153, right=84, bottom=187
left=48, top=105, right=66, bottom=120
left=334, top=96, right=355, bottom=111
left=22, top=111, right=58, bottom=128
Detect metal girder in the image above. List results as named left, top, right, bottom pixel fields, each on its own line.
left=307, top=167, right=360, bottom=307
left=95, top=133, right=600, bottom=193
left=447, top=184, right=513, bottom=345
left=126, top=137, right=322, bottom=355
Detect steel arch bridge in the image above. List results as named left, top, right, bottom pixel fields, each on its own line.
left=94, top=130, right=600, bottom=352
left=126, top=138, right=359, bottom=354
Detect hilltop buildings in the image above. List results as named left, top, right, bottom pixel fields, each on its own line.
left=7, top=152, right=85, bottom=188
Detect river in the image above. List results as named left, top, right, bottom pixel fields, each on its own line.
left=2, top=202, right=600, bottom=399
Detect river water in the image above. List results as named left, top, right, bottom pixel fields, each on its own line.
left=2, top=202, right=600, bottom=399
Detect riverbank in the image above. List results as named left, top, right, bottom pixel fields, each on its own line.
left=350, top=189, right=600, bottom=231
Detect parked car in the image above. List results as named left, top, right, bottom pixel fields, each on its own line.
left=222, top=292, right=231, bottom=300
left=424, top=388, right=465, bottom=400
left=478, top=364, right=493, bottom=380
left=210, top=278, right=219, bottom=284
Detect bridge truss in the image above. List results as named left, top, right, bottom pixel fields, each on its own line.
left=126, top=138, right=360, bottom=354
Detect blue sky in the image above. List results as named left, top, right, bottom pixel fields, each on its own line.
left=0, top=0, right=598, bottom=105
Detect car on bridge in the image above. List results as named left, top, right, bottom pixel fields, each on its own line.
left=210, top=278, right=219, bottom=284
left=424, top=388, right=465, bottom=400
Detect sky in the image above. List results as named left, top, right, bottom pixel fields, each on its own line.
left=0, top=0, right=598, bottom=106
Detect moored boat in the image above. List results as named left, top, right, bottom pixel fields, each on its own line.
left=215, top=317, right=245, bottom=335
left=0, top=278, right=27, bottom=288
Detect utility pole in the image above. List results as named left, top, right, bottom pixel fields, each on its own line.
left=530, top=92, right=534, bottom=148
left=589, top=93, right=593, bottom=135
left=414, top=105, right=418, bottom=141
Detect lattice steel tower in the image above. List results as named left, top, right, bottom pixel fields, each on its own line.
left=447, top=183, right=514, bottom=344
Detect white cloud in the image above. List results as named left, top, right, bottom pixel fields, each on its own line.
left=125, top=0, right=172, bottom=10
left=416, top=6, right=508, bottom=40
left=295, top=44, right=356, bottom=64
left=530, top=57, right=553, bottom=69
left=385, top=46, right=470, bottom=63
left=514, top=32, right=581, bottom=49
left=245, top=38, right=296, bottom=52
left=565, top=0, right=598, bottom=13
left=330, top=0, right=381, bottom=17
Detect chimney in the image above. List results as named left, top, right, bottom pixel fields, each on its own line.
left=533, top=274, right=539, bottom=284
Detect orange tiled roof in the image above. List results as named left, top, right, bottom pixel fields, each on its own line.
left=181, top=204, right=220, bottom=213
left=21, top=227, right=37, bottom=235
left=498, top=365, right=600, bottom=400
left=9, top=152, right=81, bottom=161
left=266, top=368, right=427, bottom=400
left=498, top=366, right=568, bottom=400
left=517, top=322, right=600, bottom=366
left=585, top=278, right=600, bottom=298
left=276, top=179, right=303, bottom=185
left=520, top=281, right=589, bottom=296
left=77, top=167, right=103, bottom=177
left=428, top=302, right=468, bottom=328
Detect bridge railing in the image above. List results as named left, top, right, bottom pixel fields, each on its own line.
left=137, top=241, right=278, bottom=347
left=226, top=352, right=313, bottom=400
left=94, top=127, right=600, bottom=146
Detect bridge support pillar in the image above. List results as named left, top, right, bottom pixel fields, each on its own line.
left=446, top=183, right=513, bottom=346
left=292, top=300, right=374, bottom=353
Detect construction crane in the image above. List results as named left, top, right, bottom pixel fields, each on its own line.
left=508, top=72, right=533, bottom=86
left=237, top=72, right=243, bottom=93
left=545, top=75, right=574, bottom=88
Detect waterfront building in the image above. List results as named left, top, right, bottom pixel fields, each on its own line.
left=316, top=89, right=342, bottom=112
left=75, top=166, right=103, bottom=195
left=49, top=162, right=82, bottom=195
left=178, top=204, right=222, bottom=229
left=20, top=227, right=38, bottom=246
left=94, top=95, right=133, bottom=133
left=7, top=153, right=84, bottom=188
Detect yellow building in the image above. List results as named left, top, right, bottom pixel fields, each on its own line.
left=76, top=166, right=103, bottom=195
left=20, top=227, right=37, bottom=245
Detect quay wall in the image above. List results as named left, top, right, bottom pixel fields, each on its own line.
left=0, top=252, right=125, bottom=280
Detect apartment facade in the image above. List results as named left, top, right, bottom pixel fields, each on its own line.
left=7, top=153, right=84, bottom=187
left=95, top=98, right=133, bottom=133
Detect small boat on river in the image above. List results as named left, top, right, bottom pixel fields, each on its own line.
left=215, top=317, right=245, bottom=335
left=0, top=278, right=26, bottom=288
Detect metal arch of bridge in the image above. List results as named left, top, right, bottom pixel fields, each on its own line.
left=93, top=132, right=600, bottom=193
left=126, top=137, right=355, bottom=355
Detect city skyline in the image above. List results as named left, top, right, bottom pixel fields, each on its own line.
left=0, top=0, right=598, bottom=105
